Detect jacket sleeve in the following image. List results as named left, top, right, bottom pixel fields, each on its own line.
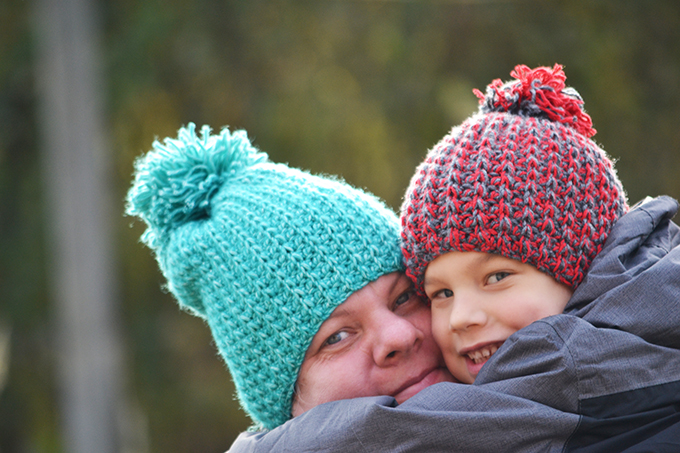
left=226, top=319, right=585, bottom=453
left=227, top=387, right=578, bottom=453
left=228, top=315, right=680, bottom=453
left=478, top=314, right=680, bottom=401
left=566, top=196, right=680, bottom=349
left=478, top=315, right=680, bottom=452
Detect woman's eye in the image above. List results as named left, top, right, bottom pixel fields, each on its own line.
left=394, top=290, right=413, bottom=307
left=324, top=330, right=349, bottom=346
left=487, top=272, right=510, bottom=284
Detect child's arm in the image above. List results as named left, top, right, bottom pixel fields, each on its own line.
left=566, top=195, right=680, bottom=349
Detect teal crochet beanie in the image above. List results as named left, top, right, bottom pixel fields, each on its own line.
left=126, top=123, right=403, bottom=429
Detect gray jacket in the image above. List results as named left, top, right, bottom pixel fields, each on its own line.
left=229, top=196, right=680, bottom=452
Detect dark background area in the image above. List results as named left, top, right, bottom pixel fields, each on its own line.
left=1, top=0, right=679, bottom=452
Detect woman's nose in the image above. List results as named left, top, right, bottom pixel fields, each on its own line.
left=372, top=312, right=422, bottom=366
left=448, top=292, right=487, bottom=332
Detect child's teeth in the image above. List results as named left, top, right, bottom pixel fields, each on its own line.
left=467, top=344, right=499, bottom=364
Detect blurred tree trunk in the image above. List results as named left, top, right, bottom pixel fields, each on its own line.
left=32, top=0, right=124, bottom=452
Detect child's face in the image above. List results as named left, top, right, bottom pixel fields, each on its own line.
left=423, top=251, right=574, bottom=384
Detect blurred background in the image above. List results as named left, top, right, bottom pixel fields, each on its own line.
left=1, top=0, right=679, bottom=451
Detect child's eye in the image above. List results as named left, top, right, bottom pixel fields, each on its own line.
left=324, top=330, right=349, bottom=346
left=432, top=288, right=454, bottom=299
left=487, top=272, right=510, bottom=284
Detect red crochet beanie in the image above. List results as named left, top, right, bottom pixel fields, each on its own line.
left=401, top=64, right=629, bottom=294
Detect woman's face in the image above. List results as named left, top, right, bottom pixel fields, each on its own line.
left=291, top=272, right=455, bottom=417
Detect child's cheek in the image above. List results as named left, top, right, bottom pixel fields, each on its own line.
left=431, top=307, right=452, bottom=348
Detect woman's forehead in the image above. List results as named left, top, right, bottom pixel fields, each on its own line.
left=320, top=272, right=409, bottom=323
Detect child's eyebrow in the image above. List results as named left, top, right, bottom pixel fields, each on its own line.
left=477, top=253, right=500, bottom=265
left=456, top=254, right=497, bottom=276
left=465, top=253, right=512, bottom=274
left=423, top=252, right=504, bottom=287
left=480, top=253, right=506, bottom=266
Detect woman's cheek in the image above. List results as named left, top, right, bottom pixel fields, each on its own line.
left=292, top=350, right=370, bottom=416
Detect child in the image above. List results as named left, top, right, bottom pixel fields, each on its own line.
left=400, top=64, right=631, bottom=383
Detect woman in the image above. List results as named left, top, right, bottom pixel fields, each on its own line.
left=129, top=123, right=680, bottom=452
left=126, top=123, right=454, bottom=430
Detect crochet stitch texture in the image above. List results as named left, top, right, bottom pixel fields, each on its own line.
left=401, top=64, right=629, bottom=295
left=126, top=123, right=403, bottom=429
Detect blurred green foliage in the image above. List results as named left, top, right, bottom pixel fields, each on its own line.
left=1, top=0, right=679, bottom=451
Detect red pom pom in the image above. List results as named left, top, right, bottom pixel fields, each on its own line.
left=474, top=64, right=596, bottom=138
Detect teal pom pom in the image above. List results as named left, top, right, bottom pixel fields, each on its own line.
left=126, top=123, right=268, bottom=247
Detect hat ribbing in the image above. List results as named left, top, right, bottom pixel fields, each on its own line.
left=126, top=123, right=403, bottom=429
left=401, top=64, right=628, bottom=294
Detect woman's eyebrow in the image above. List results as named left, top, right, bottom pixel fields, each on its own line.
left=325, top=306, right=351, bottom=321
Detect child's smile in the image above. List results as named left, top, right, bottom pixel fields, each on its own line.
left=464, top=342, right=502, bottom=364
left=424, top=251, right=574, bottom=384
left=462, top=341, right=503, bottom=376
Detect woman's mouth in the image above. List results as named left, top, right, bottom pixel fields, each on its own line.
left=392, top=367, right=453, bottom=403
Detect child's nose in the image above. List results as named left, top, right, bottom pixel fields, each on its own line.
left=447, top=293, right=487, bottom=331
